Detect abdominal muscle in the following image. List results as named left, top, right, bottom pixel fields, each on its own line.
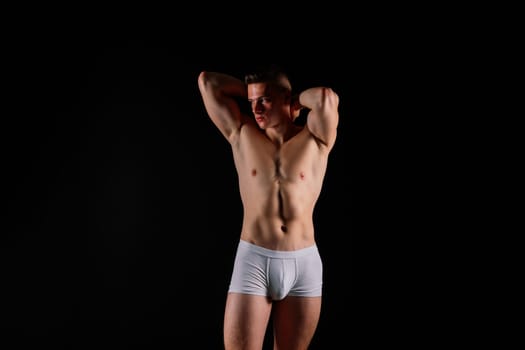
left=238, top=173, right=320, bottom=251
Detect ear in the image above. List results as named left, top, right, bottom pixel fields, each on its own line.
left=290, top=94, right=302, bottom=121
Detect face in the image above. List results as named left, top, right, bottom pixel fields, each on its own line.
left=247, top=83, right=289, bottom=129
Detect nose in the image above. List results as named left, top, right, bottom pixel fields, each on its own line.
left=252, top=100, right=264, bottom=113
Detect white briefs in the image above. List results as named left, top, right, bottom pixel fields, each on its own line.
left=228, top=240, right=323, bottom=300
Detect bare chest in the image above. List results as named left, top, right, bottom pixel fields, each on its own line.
left=235, top=138, right=319, bottom=184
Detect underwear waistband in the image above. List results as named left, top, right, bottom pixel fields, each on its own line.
left=239, top=239, right=318, bottom=258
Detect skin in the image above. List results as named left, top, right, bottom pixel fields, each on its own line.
left=198, top=70, right=339, bottom=350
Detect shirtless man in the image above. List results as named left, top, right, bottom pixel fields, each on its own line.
left=197, top=65, right=339, bottom=350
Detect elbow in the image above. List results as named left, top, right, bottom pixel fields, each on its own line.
left=198, top=71, right=220, bottom=97
left=319, top=87, right=339, bottom=109
left=304, top=87, right=339, bottom=110
left=198, top=71, right=210, bottom=90
left=305, top=87, right=339, bottom=112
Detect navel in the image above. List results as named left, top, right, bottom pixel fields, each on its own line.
left=281, top=225, right=288, bottom=233
left=251, top=169, right=257, bottom=176
left=300, top=172, right=305, bottom=180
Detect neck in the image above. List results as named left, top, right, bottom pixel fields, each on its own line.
left=265, top=121, right=299, bottom=145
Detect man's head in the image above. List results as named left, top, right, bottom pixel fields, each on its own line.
left=244, top=65, right=292, bottom=93
left=245, top=65, right=293, bottom=129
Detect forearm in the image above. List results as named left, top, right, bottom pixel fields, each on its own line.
left=199, top=71, right=247, bottom=99
left=290, top=88, right=326, bottom=122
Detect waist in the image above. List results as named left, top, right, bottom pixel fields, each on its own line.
left=237, top=239, right=318, bottom=257
left=240, top=217, right=315, bottom=251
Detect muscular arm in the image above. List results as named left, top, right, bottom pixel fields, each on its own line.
left=197, top=71, right=247, bottom=143
left=299, top=87, right=340, bottom=150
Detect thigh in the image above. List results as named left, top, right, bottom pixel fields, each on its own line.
left=272, top=296, right=322, bottom=349
left=224, top=292, right=272, bottom=350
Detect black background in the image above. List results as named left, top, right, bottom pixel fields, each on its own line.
left=1, top=12, right=460, bottom=349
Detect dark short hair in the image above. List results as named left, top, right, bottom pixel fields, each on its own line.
left=244, top=64, right=292, bottom=92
